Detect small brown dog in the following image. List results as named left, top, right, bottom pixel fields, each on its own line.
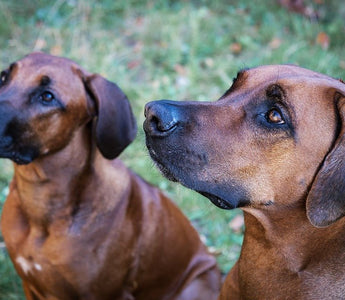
left=0, top=52, right=220, bottom=300
left=144, top=65, right=345, bottom=299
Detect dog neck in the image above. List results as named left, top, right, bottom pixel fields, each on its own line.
left=11, top=126, right=92, bottom=225
left=241, top=204, right=345, bottom=272
left=10, top=126, right=130, bottom=229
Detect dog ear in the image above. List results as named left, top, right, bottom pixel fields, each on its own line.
left=306, top=93, right=345, bottom=227
left=84, top=74, right=137, bottom=159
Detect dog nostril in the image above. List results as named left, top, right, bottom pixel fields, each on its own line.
left=150, top=114, right=178, bottom=132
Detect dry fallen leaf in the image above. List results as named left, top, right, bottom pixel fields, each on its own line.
left=174, top=64, right=187, bottom=75
left=269, top=37, right=282, bottom=49
left=127, top=60, right=141, bottom=69
left=229, top=214, right=244, bottom=233
left=50, top=45, right=63, bottom=56
left=278, top=0, right=319, bottom=19
left=316, top=31, right=330, bottom=50
left=230, top=43, right=242, bottom=55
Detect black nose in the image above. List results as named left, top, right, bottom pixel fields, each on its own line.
left=144, top=100, right=181, bottom=137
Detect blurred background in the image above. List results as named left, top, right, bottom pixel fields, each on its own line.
left=0, top=0, right=344, bottom=298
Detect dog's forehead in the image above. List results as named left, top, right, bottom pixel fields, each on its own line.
left=222, top=65, right=345, bottom=105
left=244, top=65, right=337, bottom=87
left=12, top=53, right=81, bottom=84
left=20, top=52, right=77, bottom=69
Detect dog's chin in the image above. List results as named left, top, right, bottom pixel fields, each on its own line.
left=147, top=145, right=249, bottom=210
left=149, top=160, right=242, bottom=210
left=153, top=160, right=179, bottom=182
left=0, top=149, right=37, bottom=165
left=146, top=145, right=178, bottom=182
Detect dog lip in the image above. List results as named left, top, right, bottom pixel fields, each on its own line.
left=11, top=154, right=34, bottom=165
left=198, top=191, right=235, bottom=210
left=0, top=144, right=37, bottom=165
left=0, top=151, right=34, bottom=165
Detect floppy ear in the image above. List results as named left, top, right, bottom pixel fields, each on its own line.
left=306, top=94, right=345, bottom=227
left=84, top=74, right=137, bottom=159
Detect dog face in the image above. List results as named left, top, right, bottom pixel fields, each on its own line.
left=0, top=52, right=136, bottom=164
left=144, top=65, right=345, bottom=226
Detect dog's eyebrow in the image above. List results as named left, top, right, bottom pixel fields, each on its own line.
left=219, top=68, right=249, bottom=99
left=9, top=63, right=17, bottom=72
left=234, top=68, right=249, bottom=81
left=40, top=76, right=51, bottom=86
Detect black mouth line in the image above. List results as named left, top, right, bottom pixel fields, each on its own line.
left=198, top=191, right=234, bottom=210
left=0, top=150, right=34, bottom=165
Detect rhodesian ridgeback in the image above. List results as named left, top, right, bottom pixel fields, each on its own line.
left=144, top=65, right=345, bottom=299
left=0, top=52, right=220, bottom=300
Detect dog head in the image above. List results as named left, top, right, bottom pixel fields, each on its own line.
left=144, top=65, right=345, bottom=227
left=0, top=52, right=137, bottom=164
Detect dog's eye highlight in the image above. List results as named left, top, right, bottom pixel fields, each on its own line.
left=266, top=108, right=285, bottom=124
left=0, top=71, right=7, bottom=85
left=40, top=91, right=55, bottom=103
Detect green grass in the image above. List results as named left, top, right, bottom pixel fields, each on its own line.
left=0, top=0, right=344, bottom=298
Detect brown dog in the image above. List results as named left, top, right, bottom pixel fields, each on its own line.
left=144, top=65, right=345, bottom=299
left=0, top=52, right=221, bottom=300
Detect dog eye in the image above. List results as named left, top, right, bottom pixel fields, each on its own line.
left=0, top=71, right=7, bottom=85
left=266, top=108, right=285, bottom=124
left=40, top=91, right=55, bottom=103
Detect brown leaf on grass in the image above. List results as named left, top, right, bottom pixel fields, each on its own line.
left=50, top=45, right=63, bottom=56
left=229, top=214, right=244, bottom=233
left=230, top=43, right=242, bottom=55
left=174, top=64, right=187, bottom=75
left=316, top=32, right=330, bottom=50
left=127, top=60, right=141, bottom=69
left=278, top=0, right=308, bottom=14
left=278, top=0, right=318, bottom=20
left=269, top=37, right=282, bottom=49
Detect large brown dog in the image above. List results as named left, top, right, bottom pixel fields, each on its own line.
left=0, top=52, right=220, bottom=300
left=144, top=65, right=345, bottom=299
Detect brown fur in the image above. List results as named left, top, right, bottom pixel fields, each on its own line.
left=0, top=52, right=221, bottom=300
left=144, top=65, right=345, bottom=299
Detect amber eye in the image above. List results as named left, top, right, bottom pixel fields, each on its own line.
left=40, top=91, right=54, bottom=103
left=266, top=108, right=285, bottom=124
